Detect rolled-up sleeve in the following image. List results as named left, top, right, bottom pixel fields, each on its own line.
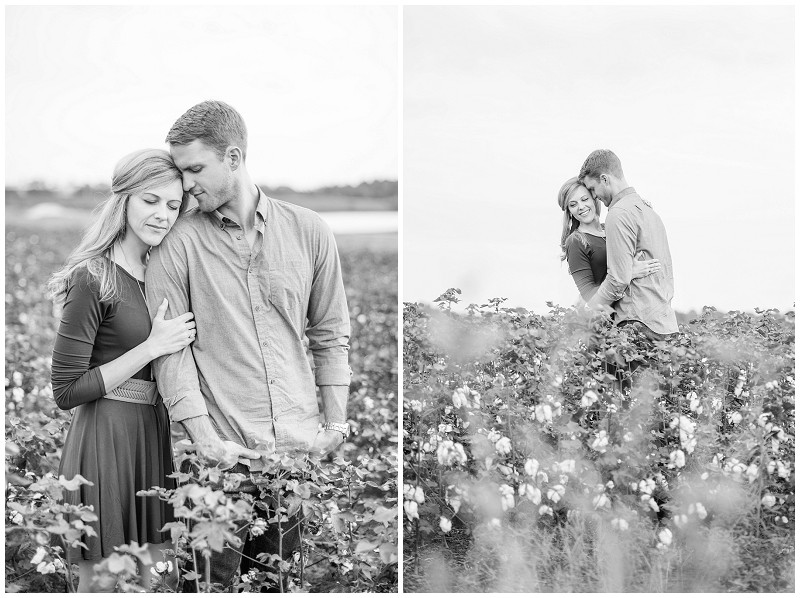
left=596, top=207, right=638, bottom=304
left=145, top=232, right=208, bottom=422
left=306, top=218, right=351, bottom=386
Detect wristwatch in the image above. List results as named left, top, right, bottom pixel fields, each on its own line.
left=323, top=421, right=350, bottom=440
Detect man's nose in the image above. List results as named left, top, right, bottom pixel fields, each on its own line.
left=182, top=175, right=193, bottom=192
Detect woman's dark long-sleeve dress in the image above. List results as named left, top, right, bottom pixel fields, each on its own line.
left=565, top=232, right=608, bottom=302
left=52, top=265, right=174, bottom=561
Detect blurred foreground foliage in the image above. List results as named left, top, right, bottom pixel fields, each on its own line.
left=404, top=289, right=794, bottom=592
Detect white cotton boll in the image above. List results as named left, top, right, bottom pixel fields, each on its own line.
left=547, top=484, right=565, bottom=503
left=452, top=389, right=466, bottom=408
left=30, top=546, right=47, bottom=565
left=592, top=494, right=610, bottom=510
left=558, top=459, right=576, bottom=474
left=524, top=458, right=540, bottom=478
left=611, top=518, right=629, bottom=531
left=11, top=387, right=24, bottom=403
left=519, top=483, right=542, bottom=505
left=439, top=517, right=452, bottom=533
left=495, top=437, right=512, bottom=456
left=487, top=429, right=501, bottom=443
left=658, top=528, right=673, bottom=546
left=728, top=412, right=742, bottom=425
left=538, top=505, right=553, bottom=517
left=695, top=503, right=707, bottom=520
left=745, top=463, right=759, bottom=483
left=448, top=497, right=461, bottom=514
left=488, top=518, right=501, bottom=530
left=591, top=431, right=609, bottom=452
left=404, top=500, right=419, bottom=520
left=414, top=486, right=425, bottom=504
left=761, top=494, right=776, bottom=508
left=12, top=371, right=23, bottom=386
left=648, top=498, right=660, bottom=513
left=581, top=390, right=599, bottom=408
left=669, top=449, right=686, bottom=469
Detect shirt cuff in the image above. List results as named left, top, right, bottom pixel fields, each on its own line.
left=162, top=390, right=209, bottom=423
left=314, top=364, right=352, bottom=386
left=597, top=278, right=626, bottom=303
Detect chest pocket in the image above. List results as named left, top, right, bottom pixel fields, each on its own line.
left=269, top=260, right=310, bottom=336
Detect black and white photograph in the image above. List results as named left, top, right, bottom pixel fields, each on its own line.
left=5, top=5, right=398, bottom=593
left=402, top=4, right=794, bottom=593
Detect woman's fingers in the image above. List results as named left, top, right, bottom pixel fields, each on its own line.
left=154, top=298, right=168, bottom=320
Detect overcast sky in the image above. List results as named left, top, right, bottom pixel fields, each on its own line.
left=5, top=5, right=397, bottom=190
left=403, top=5, right=795, bottom=313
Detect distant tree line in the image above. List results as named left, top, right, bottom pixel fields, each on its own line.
left=7, top=179, right=398, bottom=198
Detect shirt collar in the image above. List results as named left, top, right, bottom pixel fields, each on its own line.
left=608, top=186, right=636, bottom=208
left=210, top=185, right=268, bottom=227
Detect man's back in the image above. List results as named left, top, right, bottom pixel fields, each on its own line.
left=599, top=188, right=678, bottom=334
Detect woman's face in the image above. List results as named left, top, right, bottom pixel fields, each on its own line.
left=125, top=179, right=184, bottom=247
left=566, top=185, right=597, bottom=225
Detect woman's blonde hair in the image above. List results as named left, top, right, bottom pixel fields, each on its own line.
left=47, top=149, right=186, bottom=304
left=557, top=176, right=601, bottom=263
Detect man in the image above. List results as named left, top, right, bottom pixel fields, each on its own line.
left=579, top=149, right=678, bottom=340
left=146, top=100, right=351, bottom=589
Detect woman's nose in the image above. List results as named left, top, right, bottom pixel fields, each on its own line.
left=155, top=202, right=169, bottom=220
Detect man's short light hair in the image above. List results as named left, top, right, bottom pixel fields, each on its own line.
left=165, top=100, right=248, bottom=161
left=579, top=149, right=624, bottom=182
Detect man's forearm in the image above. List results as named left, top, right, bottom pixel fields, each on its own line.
left=319, top=385, right=349, bottom=423
left=180, top=414, right=221, bottom=444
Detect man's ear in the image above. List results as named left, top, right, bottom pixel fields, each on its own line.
left=599, top=173, right=610, bottom=186
left=227, top=147, right=243, bottom=171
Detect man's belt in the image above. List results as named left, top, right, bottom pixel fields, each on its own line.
left=105, top=379, right=159, bottom=406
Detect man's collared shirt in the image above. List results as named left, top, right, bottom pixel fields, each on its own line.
left=146, top=188, right=351, bottom=470
left=596, top=187, right=679, bottom=335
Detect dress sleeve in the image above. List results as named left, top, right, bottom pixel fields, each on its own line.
left=50, top=269, right=108, bottom=410
left=566, top=236, right=600, bottom=302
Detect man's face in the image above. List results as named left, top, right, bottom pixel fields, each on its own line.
left=582, top=175, right=613, bottom=207
left=170, top=140, right=235, bottom=213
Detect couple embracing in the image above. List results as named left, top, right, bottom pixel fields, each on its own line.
left=47, top=101, right=352, bottom=591
left=558, top=149, right=678, bottom=343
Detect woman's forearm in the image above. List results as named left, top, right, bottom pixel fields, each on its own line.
left=97, top=340, right=157, bottom=394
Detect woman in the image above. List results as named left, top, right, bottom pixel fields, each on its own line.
left=47, top=149, right=196, bottom=592
left=558, top=176, right=660, bottom=302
